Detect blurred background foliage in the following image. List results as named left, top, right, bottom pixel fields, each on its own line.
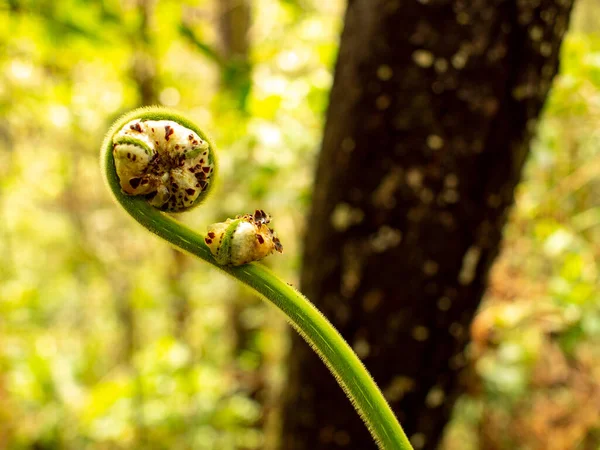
left=0, top=0, right=598, bottom=449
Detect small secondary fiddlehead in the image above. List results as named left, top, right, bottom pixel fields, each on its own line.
left=101, top=106, right=413, bottom=450
left=205, top=209, right=283, bottom=266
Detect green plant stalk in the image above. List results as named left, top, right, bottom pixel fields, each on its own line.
left=101, top=110, right=413, bottom=450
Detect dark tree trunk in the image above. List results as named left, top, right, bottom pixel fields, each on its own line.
left=281, top=1, right=573, bottom=449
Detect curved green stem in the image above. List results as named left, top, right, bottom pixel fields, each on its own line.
left=101, top=113, right=413, bottom=450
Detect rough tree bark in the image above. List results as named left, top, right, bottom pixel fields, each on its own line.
left=281, top=1, right=574, bottom=449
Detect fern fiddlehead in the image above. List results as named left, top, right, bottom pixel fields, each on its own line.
left=101, top=106, right=413, bottom=450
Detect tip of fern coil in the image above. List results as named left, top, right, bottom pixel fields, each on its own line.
left=102, top=107, right=217, bottom=213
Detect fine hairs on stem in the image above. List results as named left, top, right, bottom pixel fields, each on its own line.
left=101, top=106, right=413, bottom=450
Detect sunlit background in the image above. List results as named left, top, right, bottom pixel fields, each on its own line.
left=0, top=0, right=599, bottom=449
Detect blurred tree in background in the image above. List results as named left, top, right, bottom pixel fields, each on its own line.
left=0, top=1, right=598, bottom=450
left=281, top=1, right=575, bottom=449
